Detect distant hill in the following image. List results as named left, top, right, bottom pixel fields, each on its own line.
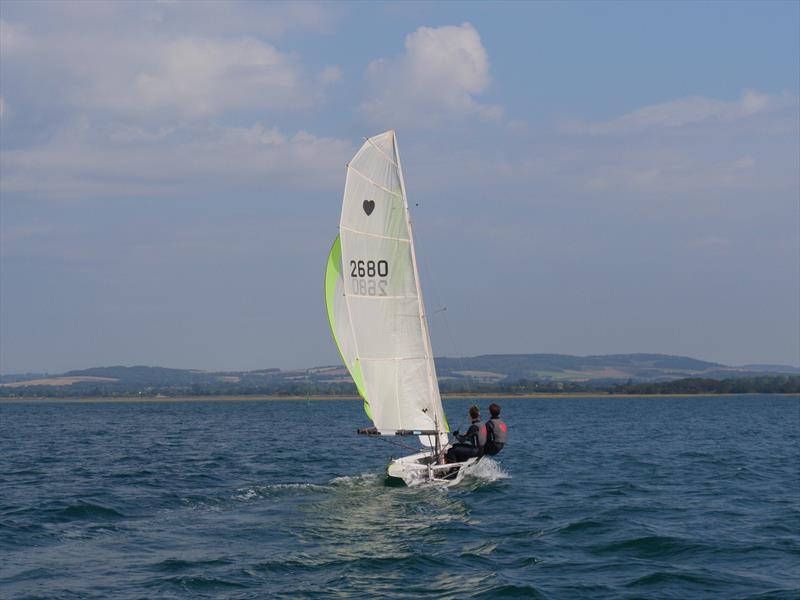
left=433, top=353, right=729, bottom=383
left=1, top=353, right=797, bottom=397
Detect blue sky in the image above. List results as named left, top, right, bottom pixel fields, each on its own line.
left=1, top=1, right=798, bottom=373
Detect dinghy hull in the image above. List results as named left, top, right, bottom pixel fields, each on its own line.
left=386, top=448, right=479, bottom=487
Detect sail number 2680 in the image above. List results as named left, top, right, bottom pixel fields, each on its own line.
left=349, top=260, right=389, bottom=278
left=349, top=260, right=389, bottom=297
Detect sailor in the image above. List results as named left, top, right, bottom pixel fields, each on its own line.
left=483, top=403, right=508, bottom=456
left=446, top=405, right=487, bottom=463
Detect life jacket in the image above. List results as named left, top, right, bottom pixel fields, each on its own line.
left=487, top=418, right=508, bottom=445
left=474, top=419, right=487, bottom=448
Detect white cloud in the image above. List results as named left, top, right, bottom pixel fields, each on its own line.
left=361, top=23, right=502, bottom=126
left=562, top=90, right=795, bottom=135
left=1, top=14, right=339, bottom=119
left=0, top=5, right=350, bottom=202
left=581, top=153, right=761, bottom=196
left=108, top=126, right=174, bottom=143
left=220, top=124, right=287, bottom=146
left=318, top=65, right=342, bottom=85
left=87, top=36, right=316, bottom=118
left=0, top=19, right=31, bottom=53
left=148, top=1, right=336, bottom=38
left=3, top=2, right=335, bottom=41
left=0, top=120, right=354, bottom=200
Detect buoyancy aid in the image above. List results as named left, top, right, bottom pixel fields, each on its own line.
left=476, top=419, right=487, bottom=448
left=487, top=418, right=508, bottom=445
left=458, top=418, right=487, bottom=449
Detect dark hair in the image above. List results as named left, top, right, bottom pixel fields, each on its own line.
left=469, top=405, right=480, bottom=419
left=489, top=403, right=501, bottom=417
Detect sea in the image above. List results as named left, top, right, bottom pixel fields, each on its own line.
left=1, top=395, right=798, bottom=599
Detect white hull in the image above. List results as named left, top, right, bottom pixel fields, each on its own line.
left=386, top=447, right=480, bottom=487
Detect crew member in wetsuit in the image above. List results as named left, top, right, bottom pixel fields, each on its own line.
left=484, top=402, right=508, bottom=456
left=446, top=405, right=486, bottom=463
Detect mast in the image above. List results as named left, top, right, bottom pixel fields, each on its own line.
left=392, top=131, right=444, bottom=443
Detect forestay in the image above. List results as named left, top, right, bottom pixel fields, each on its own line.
left=325, top=130, right=448, bottom=446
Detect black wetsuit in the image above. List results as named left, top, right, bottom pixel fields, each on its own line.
left=484, top=417, right=508, bottom=456
left=446, top=418, right=486, bottom=463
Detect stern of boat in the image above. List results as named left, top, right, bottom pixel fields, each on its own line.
left=386, top=449, right=479, bottom=487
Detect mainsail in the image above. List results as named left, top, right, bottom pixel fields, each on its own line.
left=325, top=130, right=448, bottom=445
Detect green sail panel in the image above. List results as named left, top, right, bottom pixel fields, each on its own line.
left=325, top=235, right=371, bottom=418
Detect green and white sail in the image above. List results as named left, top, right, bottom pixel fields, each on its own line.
left=325, top=130, right=448, bottom=445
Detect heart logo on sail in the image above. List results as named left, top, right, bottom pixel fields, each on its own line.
left=363, top=200, right=375, bottom=216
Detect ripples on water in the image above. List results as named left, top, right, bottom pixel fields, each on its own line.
left=1, top=396, right=798, bottom=599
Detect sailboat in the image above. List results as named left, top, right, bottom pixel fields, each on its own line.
left=324, top=130, right=479, bottom=487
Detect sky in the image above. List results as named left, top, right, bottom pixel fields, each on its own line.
left=1, top=1, right=798, bottom=374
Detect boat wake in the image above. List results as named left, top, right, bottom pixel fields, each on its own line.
left=464, top=457, right=511, bottom=483
left=232, top=482, right=328, bottom=500
left=329, top=472, right=384, bottom=487
left=389, top=456, right=510, bottom=489
left=233, top=459, right=508, bottom=501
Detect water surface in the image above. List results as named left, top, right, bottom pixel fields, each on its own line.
left=1, top=395, right=798, bottom=598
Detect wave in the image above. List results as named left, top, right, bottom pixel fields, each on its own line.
left=250, top=551, right=417, bottom=573
left=146, top=574, right=248, bottom=592
left=458, top=542, right=498, bottom=558
left=151, top=557, right=234, bottom=573
left=473, top=584, right=549, bottom=599
left=555, top=517, right=612, bottom=535
left=625, top=570, right=721, bottom=588
left=0, top=566, right=53, bottom=585
left=55, top=501, right=126, bottom=521
left=592, top=535, right=710, bottom=559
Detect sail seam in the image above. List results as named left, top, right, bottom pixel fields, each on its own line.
left=347, top=165, right=403, bottom=198
left=348, top=295, right=418, bottom=300
left=364, top=134, right=400, bottom=169
left=338, top=170, right=370, bottom=410
left=340, top=225, right=411, bottom=243
left=358, top=356, right=429, bottom=361
left=394, top=329, right=401, bottom=433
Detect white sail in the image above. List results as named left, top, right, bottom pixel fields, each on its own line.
left=325, top=130, right=448, bottom=445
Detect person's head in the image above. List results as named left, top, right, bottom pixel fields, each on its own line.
left=469, top=405, right=480, bottom=420
left=489, top=403, right=501, bottom=418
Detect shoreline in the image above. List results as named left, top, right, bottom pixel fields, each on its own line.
left=0, top=392, right=797, bottom=404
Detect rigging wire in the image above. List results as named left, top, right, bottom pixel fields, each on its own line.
left=413, top=208, right=464, bottom=372
left=376, top=435, right=422, bottom=454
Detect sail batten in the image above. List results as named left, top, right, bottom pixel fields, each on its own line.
left=348, top=164, right=404, bottom=196
left=325, top=130, right=448, bottom=445
left=363, top=135, right=400, bottom=168
left=339, top=225, right=411, bottom=243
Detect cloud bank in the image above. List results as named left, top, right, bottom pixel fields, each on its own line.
left=0, top=4, right=350, bottom=200
left=562, top=90, right=796, bottom=135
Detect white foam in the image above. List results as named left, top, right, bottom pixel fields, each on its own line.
left=233, top=482, right=327, bottom=500
left=465, top=457, right=510, bottom=482
left=235, top=489, right=258, bottom=500
left=329, top=472, right=382, bottom=487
